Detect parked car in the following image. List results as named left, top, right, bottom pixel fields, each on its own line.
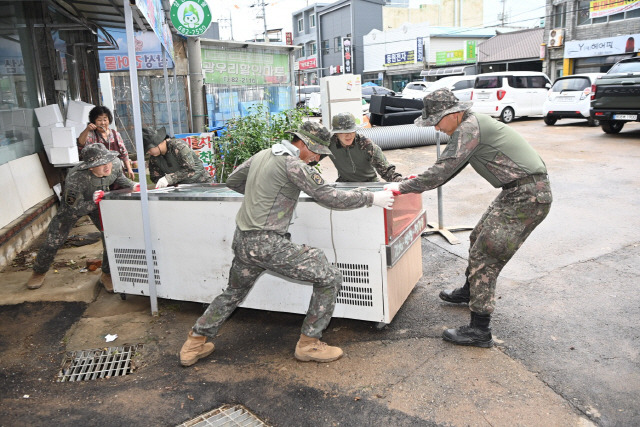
left=424, top=75, right=476, bottom=102
left=295, top=85, right=321, bottom=108
left=591, top=57, right=640, bottom=134
left=362, top=85, right=396, bottom=102
left=471, top=71, right=552, bottom=123
left=543, top=73, right=604, bottom=126
left=401, top=81, right=432, bottom=99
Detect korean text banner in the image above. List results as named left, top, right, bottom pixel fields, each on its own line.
left=201, top=47, right=290, bottom=85
left=98, top=27, right=174, bottom=72
left=590, top=0, right=640, bottom=19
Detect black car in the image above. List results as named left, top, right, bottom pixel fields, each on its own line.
left=362, top=86, right=396, bottom=102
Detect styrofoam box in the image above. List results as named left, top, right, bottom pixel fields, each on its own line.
left=66, top=100, right=95, bottom=123
left=50, top=127, right=77, bottom=148
left=64, top=119, right=86, bottom=137
left=34, top=104, right=64, bottom=127
left=38, top=123, right=64, bottom=147
left=49, top=146, right=79, bottom=164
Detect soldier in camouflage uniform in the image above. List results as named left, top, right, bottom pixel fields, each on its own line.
left=179, top=122, right=395, bottom=367
left=142, top=127, right=213, bottom=188
left=329, top=112, right=403, bottom=182
left=26, top=144, right=137, bottom=292
left=385, top=88, right=552, bottom=348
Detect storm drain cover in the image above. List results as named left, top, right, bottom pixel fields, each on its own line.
left=56, top=344, right=143, bottom=382
left=177, top=404, right=268, bottom=427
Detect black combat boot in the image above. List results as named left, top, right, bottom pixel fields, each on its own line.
left=439, top=280, right=470, bottom=304
left=442, top=312, right=494, bottom=348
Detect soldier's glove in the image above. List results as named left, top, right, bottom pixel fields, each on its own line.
left=383, top=182, right=402, bottom=196
left=93, top=190, right=105, bottom=205
left=133, top=183, right=140, bottom=192
left=405, top=174, right=418, bottom=180
left=372, top=189, right=395, bottom=210
left=155, top=177, right=169, bottom=189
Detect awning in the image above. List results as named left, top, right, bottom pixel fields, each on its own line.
left=29, top=0, right=175, bottom=50
left=420, top=64, right=478, bottom=77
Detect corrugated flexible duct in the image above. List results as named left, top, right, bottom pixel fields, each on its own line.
left=357, top=125, right=449, bottom=150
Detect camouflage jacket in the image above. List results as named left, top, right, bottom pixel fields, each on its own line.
left=399, top=112, right=547, bottom=193
left=227, top=144, right=374, bottom=234
left=329, top=133, right=403, bottom=182
left=149, top=138, right=212, bottom=185
left=62, top=160, right=135, bottom=216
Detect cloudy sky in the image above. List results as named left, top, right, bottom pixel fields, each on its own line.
left=208, top=0, right=547, bottom=42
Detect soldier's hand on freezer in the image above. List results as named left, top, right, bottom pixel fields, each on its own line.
left=372, top=190, right=395, bottom=210
left=406, top=174, right=418, bottom=179
left=133, top=183, right=140, bottom=192
left=383, top=182, right=402, bottom=196
left=155, top=176, right=169, bottom=189
left=93, top=190, right=105, bottom=205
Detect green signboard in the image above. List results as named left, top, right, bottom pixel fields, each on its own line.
left=170, top=0, right=212, bottom=37
left=435, top=40, right=477, bottom=66
left=201, top=47, right=291, bottom=86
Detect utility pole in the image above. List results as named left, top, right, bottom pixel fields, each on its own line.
left=498, top=0, right=508, bottom=26
left=251, top=0, right=269, bottom=43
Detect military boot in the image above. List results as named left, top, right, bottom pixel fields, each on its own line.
left=100, top=272, right=114, bottom=293
left=439, top=280, right=470, bottom=304
left=26, top=272, right=46, bottom=290
left=180, top=331, right=215, bottom=367
left=442, top=312, right=494, bottom=348
left=294, top=334, right=343, bottom=363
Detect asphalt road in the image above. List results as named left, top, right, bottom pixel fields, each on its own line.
left=0, top=117, right=638, bottom=426
left=381, top=118, right=640, bottom=427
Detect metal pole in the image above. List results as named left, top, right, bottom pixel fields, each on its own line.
left=421, top=131, right=473, bottom=245
left=187, top=37, right=205, bottom=132
left=124, top=1, right=158, bottom=315
left=173, top=64, right=182, bottom=134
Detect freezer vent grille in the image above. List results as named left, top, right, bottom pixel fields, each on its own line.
left=114, top=248, right=161, bottom=285
left=335, top=263, right=373, bottom=307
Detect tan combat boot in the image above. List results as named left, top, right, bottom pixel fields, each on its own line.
left=100, top=272, right=114, bottom=293
left=294, top=334, right=343, bottom=363
left=180, top=331, right=215, bottom=367
left=26, top=272, right=46, bottom=290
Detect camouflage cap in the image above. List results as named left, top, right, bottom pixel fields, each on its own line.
left=288, top=121, right=333, bottom=156
left=415, top=88, right=472, bottom=127
left=331, top=112, right=359, bottom=133
left=142, top=126, right=168, bottom=153
left=77, top=143, right=118, bottom=170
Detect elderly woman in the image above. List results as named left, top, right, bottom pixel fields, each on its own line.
left=77, top=106, right=135, bottom=179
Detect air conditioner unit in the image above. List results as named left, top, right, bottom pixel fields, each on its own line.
left=549, top=29, right=565, bottom=48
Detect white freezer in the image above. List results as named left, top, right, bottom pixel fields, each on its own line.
left=100, top=183, right=426, bottom=325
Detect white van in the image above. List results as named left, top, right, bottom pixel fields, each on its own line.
left=425, top=75, right=477, bottom=101
left=471, top=71, right=552, bottom=123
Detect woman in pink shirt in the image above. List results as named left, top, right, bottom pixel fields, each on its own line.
left=77, top=106, right=134, bottom=179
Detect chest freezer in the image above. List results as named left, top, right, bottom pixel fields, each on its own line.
left=100, top=183, right=426, bottom=325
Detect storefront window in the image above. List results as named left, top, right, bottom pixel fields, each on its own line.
left=0, top=2, right=40, bottom=165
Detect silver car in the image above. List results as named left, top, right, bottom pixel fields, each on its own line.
left=543, top=73, right=604, bottom=126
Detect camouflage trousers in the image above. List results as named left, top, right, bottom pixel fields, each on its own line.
left=33, top=207, right=109, bottom=274
left=193, top=228, right=342, bottom=339
left=467, top=178, right=552, bottom=314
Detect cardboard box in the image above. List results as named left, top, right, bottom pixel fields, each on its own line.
left=38, top=123, right=64, bottom=147
left=48, top=146, right=79, bottom=164
left=34, top=104, right=64, bottom=127
left=66, top=100, right=95, bottom=123
left=50, top=127, right=77, bottom=148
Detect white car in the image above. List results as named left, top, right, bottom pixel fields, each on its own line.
left=543, top=73, right=605, bottom=126
left=401, top=81, right=432, bottom=99
left=471, top=71, right=551, bottom=123
left=424, top=75, right=477, bottom=102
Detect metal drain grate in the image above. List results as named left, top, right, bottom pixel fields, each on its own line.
left=177, top=404, right=268, bottom=427
left=56, top=344, right=143, bottom=382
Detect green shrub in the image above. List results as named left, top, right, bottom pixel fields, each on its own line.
left=213, top=104, right=313, bottom=182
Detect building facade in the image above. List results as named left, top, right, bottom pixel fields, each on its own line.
left=291, top=3, right=329, bottom=86
left=363, top=23, right=495, bottom=91
left=544, top=0, right=640, bottom=79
